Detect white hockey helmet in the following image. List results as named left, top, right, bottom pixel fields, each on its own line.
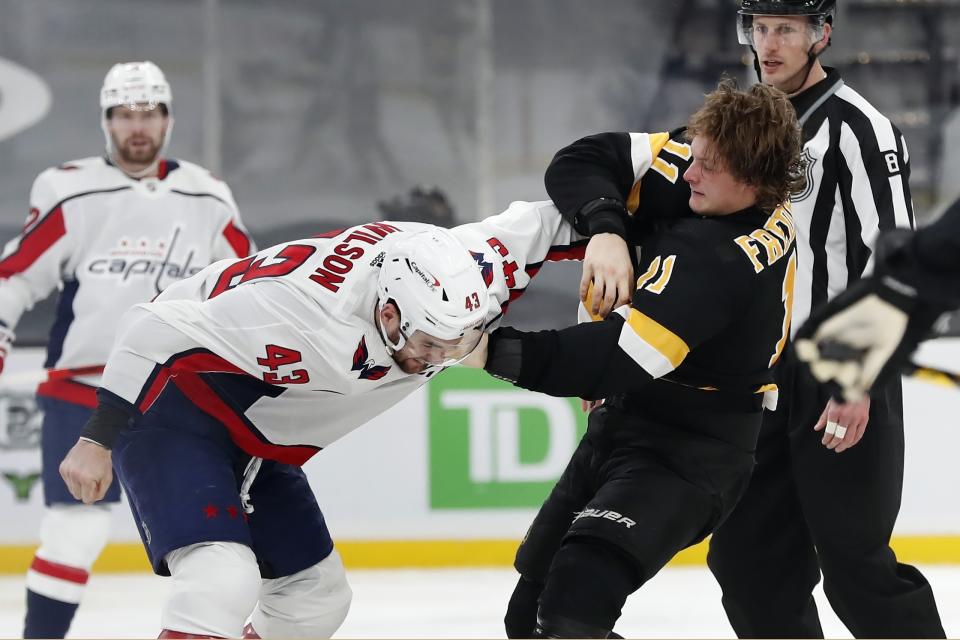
left=377, top=228, right=489, bottom=366
left=100, top=61, right=174, bottom=162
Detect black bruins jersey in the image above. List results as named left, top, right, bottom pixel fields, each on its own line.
left=488, top=130, right=797, bottom=412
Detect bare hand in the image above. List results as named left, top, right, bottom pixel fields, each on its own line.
left=813, top=396, right=870, bottom=453
left=60, top=439, right=113, bottom=504
left=459, top=333, right=489, bottom=369
left=580, top=398, right=604, bottom=413
left=581, top=234, right=633, bottom=319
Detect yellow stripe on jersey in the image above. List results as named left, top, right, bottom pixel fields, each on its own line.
left=626, top=132, right=671, bottom=214
left=618, top=308, right=690, bottom=377
left=627, top=180, right=642, bottom=214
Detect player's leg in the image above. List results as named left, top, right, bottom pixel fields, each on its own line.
left=161, top=542, right=262, bottom=638
left=112, top=384, right=263, bottom=638
left=505, top=409, right=606, bottom=638
left=793, top=377, right=945, bottom=638
left=536, top=409, right=755, bottom=637
left=24, top=397, right=120, bottom=639
left=244, top=461, right=351, bottom=638
left=535, top=465, right=722, bottom=636
left=248, top=549, right=351, bottom=638
left=707, top=366, right=825, bottom=638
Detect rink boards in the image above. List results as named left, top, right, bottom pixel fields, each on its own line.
left=0, top=342, right=958, bottom=572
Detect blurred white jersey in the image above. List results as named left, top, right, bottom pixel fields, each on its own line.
left=100, top=200, right=585, bottom=465
left=0, top=156, right=253, bottom=405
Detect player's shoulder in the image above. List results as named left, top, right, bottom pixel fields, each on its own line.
left=165, top=158, right=236, bottom=207
left=830, top=83, right=898, bottom=134
left=33, top=156, right=127, bottom=202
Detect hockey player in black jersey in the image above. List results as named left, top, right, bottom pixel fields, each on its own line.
left=464, top=80, right=806, bottom=638
left=796, top=195, right=960, bottom=402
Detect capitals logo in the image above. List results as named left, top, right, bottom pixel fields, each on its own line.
left=470, top=251, right=494, bottom=287
left=352, top=336, right=391, bottom=381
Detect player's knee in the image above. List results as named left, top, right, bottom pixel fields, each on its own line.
left=162, top=542, right=262, bottom=638
left=36, top=503, right=111, bottom=568
left=505, top=575, right=543, bottom=638
left=706, top=536, right=738, bottom=584
left=250, top=548, right=352, bottom=639
left=537, top=538, right=638, bottom=637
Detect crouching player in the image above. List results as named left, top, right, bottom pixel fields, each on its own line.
left=59, top=203, right=586, bottom=638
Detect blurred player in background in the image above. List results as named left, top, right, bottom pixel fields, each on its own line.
left=0, top=61, right=254, bottom=638
left=377, top=186, right=456, bottom=227
left=706, top=1, right=946, bottom=636
left=58, top=203, right=584, bottom=638
left=795, top=196, right=960, bottom=401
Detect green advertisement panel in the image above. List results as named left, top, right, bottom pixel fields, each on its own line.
left=429, top=368, right=588, bottom=509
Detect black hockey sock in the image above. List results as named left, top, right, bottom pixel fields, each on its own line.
left=24, top=589, right=79, bottom=639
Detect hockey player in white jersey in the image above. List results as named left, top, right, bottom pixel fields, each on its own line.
left=59, top=201, right=584, bottom=638
left=0, top=61, right=254, bottom=638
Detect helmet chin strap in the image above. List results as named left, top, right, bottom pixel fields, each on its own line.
left=752, top=41, right=822, bottom=96
left=376, top=300, right=407, bottom=354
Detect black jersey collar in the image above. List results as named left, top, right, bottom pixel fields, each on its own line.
left=790, top=66, right=844, bottom=126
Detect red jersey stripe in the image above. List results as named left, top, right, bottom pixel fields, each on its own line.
left=36, top=379, right=98, bottom=408
left=222, top=221, right=252, bottom=258
left=0, top=207, right=66, bottom=277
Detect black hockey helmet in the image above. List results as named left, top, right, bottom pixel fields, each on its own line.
left=738, top=0, right=835, bottom=17
left=737, top=0, right=835, bottom=47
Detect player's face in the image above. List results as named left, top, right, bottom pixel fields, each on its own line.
left=378, top=302, right=483, bottom=374
left=107, top=104, right=168, bottom=167
left=392, top=329, right=482, bottom=374
left=683, top=136, right=758, bottom=216
left=751, top=15, right=824, bottom=93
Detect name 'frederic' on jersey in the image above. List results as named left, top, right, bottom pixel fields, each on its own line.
left=734, top=204, right=797, bottom=274
left=308, top=222, right=402, bottom=292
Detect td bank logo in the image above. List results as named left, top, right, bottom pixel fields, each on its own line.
left=429, top=368, right=587, bottom=508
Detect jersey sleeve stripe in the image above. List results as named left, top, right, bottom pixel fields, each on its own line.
left=222, top=220, right=252, bottom=257
left=617, top=308, right=689, bottom=377
left=628, top=133, right=655, bottom=180
left=0, top=206, right=66, bottom=277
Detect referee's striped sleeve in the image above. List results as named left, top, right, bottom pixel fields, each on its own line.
left=836, top=88, right=912, bottom=239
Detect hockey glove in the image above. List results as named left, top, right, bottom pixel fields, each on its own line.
left=794, top=275, right=943, bottom=402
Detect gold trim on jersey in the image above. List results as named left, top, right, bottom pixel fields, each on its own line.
left=618, top=308, right=689, bottom=377
left=627, top=131, right=672, bottom=214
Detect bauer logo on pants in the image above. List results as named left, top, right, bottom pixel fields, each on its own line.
left=427, top=368, right=587, bottom=508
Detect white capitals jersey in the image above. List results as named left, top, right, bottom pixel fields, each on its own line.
left=99, top=200, right=585, bottom=465
left=0, top=156, right=254, bottom=406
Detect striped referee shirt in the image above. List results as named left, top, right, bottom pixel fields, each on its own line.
left=788, top=66, right=914, bottom=333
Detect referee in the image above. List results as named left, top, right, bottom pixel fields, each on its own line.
left=706, top=1, right=945, bottom=637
